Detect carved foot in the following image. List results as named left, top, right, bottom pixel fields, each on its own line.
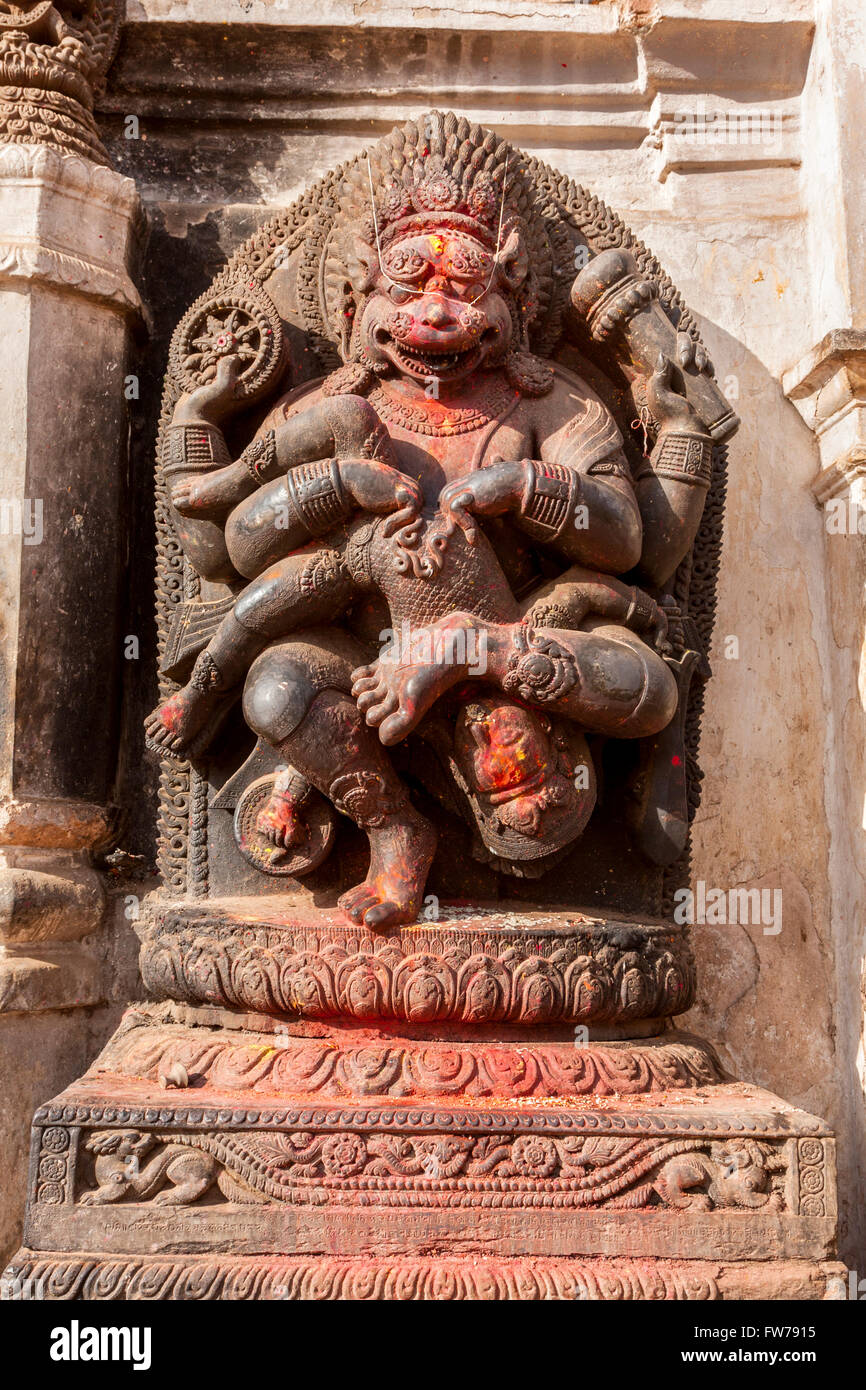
left=352, top=612, right=491, bottom=746
left=144, top=653, right=227, bottom=758
left=338, top=808, right=437, bottom=930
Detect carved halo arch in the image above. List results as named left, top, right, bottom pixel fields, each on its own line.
left=153, top=111, right=727, bottom=905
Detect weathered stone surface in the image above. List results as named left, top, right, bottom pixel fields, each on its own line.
left=0, top=1003, right=125, bottom=1270
left=3, top=0, right=864, bottom=1288
left=90, top=1003, right=725, bottom=1099
left=0, top=853, right=105, bottom=944
left=3, top=1060, right=839, bottom=1293
left=2, top=1252, right=846, bottom=1302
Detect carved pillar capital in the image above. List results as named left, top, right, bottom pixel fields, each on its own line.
left=782, top=330, right=866, bottom=503
left=0, top=141, right=141, bottom=316
left=0, top=1, right=121, bottom=166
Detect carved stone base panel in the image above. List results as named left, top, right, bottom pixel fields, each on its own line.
left=2, top=1252, right=847, bottom=1302
left=140, top=900, right=696, bottom=1026
left=8, top=1067, right=837, bottom=1276
left=88, top=1007, right=724, bottom=1101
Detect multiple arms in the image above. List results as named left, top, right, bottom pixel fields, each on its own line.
left=438, top=355, right=712, bottom=592
left=169, top=344, right=712, bottom=595
left=632, top=356, right=713, bottom=588
left=164, top=357, right=422, bottom=582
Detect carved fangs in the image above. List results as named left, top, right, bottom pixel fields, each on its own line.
left=391, top=341, right=481, bottom=377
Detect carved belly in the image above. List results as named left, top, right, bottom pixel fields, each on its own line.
left=350, top=512, right=520, bottom=626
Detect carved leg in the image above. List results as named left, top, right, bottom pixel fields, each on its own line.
left=352, top=613, right=678, bottom=746
left=79, top=1184, right=124, bottom=1206
left=272, top=688, right=437, bottom=930
left=522, top=564, right=668, bottom=650
left=144, top=551, right=357, bottom=757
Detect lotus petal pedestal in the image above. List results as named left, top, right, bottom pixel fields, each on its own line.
left=2, top=903, right=844, bottom=1301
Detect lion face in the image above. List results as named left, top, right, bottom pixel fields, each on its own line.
left=355, top=226, right=525, bottom=385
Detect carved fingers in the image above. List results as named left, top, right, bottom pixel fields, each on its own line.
left=338, top=458, right=423, bottom=517
left=438, top=460, right=528, bottom=545
left=646, top=354, right=703, bottom=431
left=675, top=330, right=712, bottom=375
left=175, top=354, right=244, bottom=426
left=439, top=487, right=477, bottom=544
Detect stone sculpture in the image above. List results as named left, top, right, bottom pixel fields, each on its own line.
left=4, top=112, right=842, bottom=1301
left=144, top=111, right=736, bottom=923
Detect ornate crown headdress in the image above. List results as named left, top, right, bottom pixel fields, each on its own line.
left=321, top=110, right=556, bottom=392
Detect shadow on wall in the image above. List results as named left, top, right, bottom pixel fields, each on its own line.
left=678, top=318, right=864, bottom=1266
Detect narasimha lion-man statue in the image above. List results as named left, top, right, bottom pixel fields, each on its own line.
left=10, top=105, right=845, bottom=1311
left=145, top=109, right=736, bottom=928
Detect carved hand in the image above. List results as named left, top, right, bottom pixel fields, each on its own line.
left=647, top=354, right=708, bottom=435
left=438, top=459, right=529, bottom=545
left=173, top=355, right=245, bottom=426
left=337, top=457, right=424, bottom=518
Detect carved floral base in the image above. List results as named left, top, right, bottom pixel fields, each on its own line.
left=138, top=899, right=697, bottom=1028
left=3, top=1252, right=845, bottom=1302
left=2, top=1004, right=842, bottom=1301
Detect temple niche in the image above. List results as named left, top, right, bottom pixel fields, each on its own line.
left=0, top=2, right=862, bottom=1304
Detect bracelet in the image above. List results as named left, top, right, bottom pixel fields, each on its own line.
left=519, top=460, right=580, bottom=541
left=240, top=430, right=278, bottom=485
left=189, top=650, right=225, bottom=693
left=624, top=586, right=658, bottom=631
left=328, top=771, right=405, bottom=827
left=285, top=457, right=351, bottom=537
left=636, top=430, right=713, bottom=487
left=164, top=423, right=231, bottom=475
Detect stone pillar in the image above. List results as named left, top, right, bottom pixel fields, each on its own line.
left=0, top=2, right=141, bottom=1264
left=783, top=331, right=866, bottom=1265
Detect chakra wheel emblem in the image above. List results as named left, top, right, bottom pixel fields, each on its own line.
left=171, top=273, right=285, bottom=404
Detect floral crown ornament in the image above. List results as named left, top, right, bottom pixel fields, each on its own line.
left=373, top=164, right=514, bottom=249
left=327, top=113, right=546, bottom=278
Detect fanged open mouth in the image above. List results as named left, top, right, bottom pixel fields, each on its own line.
left=389, top=341, right=482, bottom=378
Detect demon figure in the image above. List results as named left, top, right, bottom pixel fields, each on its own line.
left=146, top=112, right=735, bottom=928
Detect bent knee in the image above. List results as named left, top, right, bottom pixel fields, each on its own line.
left=580, top=629, right=678, bottom=737
left=243, top=651, right=318, bottom=743
left=225, top=482, right=291, bottom=579
left=322, top=393, right=382, bottom=445
left=629, top=647, right=678, bottom=737
left=233, top=567, right=294, bottom=634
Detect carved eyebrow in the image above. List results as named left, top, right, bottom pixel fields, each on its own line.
left=444, top=245, right=493, bottom=279
left=381, top=245, right=430, bottom=280
left=384, top=243, right=425, bottom=263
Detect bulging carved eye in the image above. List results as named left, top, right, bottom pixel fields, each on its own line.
left=389, top=285, right=415, bottom=305
left=385, top=246, right=426, bottom=278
